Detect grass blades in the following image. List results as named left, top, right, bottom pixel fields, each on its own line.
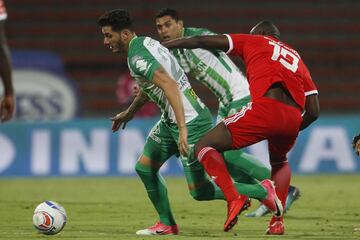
left=0, top=175, right=360, bottom=239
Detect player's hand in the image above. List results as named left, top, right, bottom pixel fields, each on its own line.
left=110, top=110, right=134, bottom=132
left=0, top=94, right=15, bottom=122
left=352, top=133, right=360, bottom=156
left=178, top=126, right=188, bottom=157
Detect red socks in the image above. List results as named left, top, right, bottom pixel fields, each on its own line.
left=197, top=147, right=239, bottom=202
left=270, top=161, right=291, bottom=224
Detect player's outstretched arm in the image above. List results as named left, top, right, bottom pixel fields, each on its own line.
left=111, top=90, right=149, bottom=132
left=152, top=67, right=188, bottom=157
left=0, top=20, right=15, bottom=122
left=299, top=94, right=320, bottom=130
left=163, top=35, right=229, bottom=52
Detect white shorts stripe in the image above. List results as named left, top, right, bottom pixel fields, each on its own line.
left=223, top=102, right=252, bottom=126
left=223, top=103, right=247, bottom=124
left=197, top=147, right=215, bottom=162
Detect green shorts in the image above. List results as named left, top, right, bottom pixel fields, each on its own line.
left=216, top=96, right=251, bottom=123
left=143, top=107, right=213, bottom=166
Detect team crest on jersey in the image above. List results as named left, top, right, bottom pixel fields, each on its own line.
left=131, top=55, right=143, bottom=66
left=136, top=59, right=148, bottom=72
left=132, top=55, right=152, bottom=74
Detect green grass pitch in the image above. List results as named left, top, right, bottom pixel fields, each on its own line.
left=0, top=175, right=360, bottom=239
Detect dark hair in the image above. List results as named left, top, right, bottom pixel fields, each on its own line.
left=155, top=8, right=181, bottom=21
left=98, top=9, right=132, bottom=31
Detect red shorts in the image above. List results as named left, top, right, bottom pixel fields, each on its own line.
left=223, top=97, right=302, bottom=163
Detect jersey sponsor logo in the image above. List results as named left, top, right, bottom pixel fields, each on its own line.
left=135, top=59, right=148, bottom=72
left=193, top=61, right=208, bottom=77
left=146, top=38, right=156, bottom=47
left=188, top=88, right=198, bottom=100
left=177, top=76, right=191, bottom=91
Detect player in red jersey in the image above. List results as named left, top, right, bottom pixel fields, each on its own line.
left=0, top=0, right=15, bottom=122
left=164, top=20, right=320, bottom=234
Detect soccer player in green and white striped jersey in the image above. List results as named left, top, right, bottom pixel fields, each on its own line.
left=98, top=9, right=279, bottom=235
left=155, top=8, right=300, bottom=218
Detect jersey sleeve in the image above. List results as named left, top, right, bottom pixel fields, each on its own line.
left=128, top=43, right=161, bottom=81
left=224, top=34, right=252, bottom=56
left=199, top=28, right=216, bottom=36
left=0, top=0, right=7, bottom=21
left=184, top=27, right=216, bottom=37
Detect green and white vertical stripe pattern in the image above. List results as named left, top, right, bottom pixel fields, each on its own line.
left=171, top=27, right=250, bottom=107
left=127, top=36, right=205, bottom=123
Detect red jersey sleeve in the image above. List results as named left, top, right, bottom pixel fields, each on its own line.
left=224, top=34, right=253, bottom=57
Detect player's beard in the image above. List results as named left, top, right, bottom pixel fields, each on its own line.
left=113, top=41, right=127, bottom=53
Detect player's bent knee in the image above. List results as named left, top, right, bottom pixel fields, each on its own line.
left=194, top=123, right=233, bottom=157
left=135, top=161, right=157, bottom=175
left=135, top=155, right=162, bottom=173
left=135, top=161, right=145, bottom=175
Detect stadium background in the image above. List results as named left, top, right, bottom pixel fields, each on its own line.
left=5, top=0, right=360, bottom=116
left=1, top=1, right=360, bottom=239
left=1, top=0, right=360, bottom=176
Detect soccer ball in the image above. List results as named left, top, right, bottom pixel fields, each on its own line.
left=32, top=201, right=67, bottom=235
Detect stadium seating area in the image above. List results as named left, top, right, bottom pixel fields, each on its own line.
left=5, top=0, right=360, bottom=116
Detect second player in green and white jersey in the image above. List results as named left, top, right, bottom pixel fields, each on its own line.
left=170, top=27, right=250, bottom=121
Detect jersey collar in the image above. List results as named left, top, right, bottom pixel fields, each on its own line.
left=128, top=34, right=138, bottom=50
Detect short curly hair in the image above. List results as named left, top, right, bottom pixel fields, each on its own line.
left=98, top=9, right=132, bottom=31
left=155, top=8, right=181, bottom=21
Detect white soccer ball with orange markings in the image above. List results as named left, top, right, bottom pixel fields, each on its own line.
left=32, top=201, right=67, bottom=235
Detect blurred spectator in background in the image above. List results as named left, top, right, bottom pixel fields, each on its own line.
left=0, top=0, right=15, bottom=122
left=116, top=71, right=158, bottom=117
left=352, top=133, right=360, bottom=156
